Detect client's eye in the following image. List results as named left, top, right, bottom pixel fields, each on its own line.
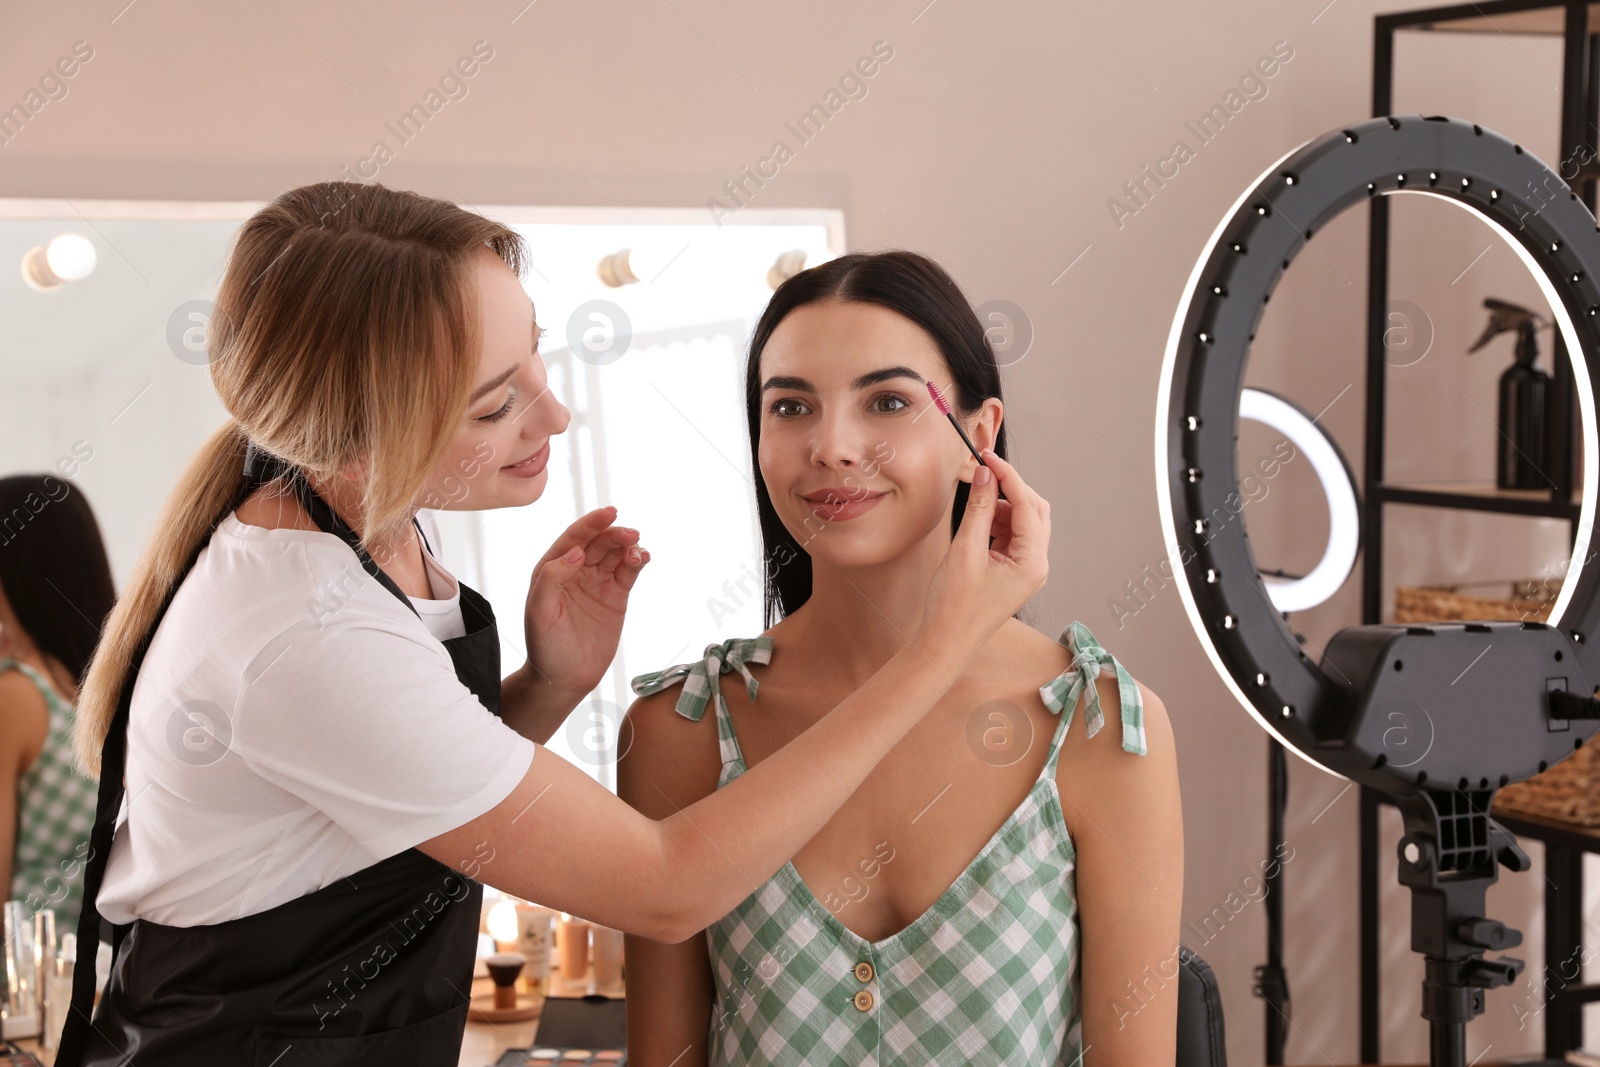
left=769, top=398, right=809, bottom=419
left=873, top=393, right=911, bottom=414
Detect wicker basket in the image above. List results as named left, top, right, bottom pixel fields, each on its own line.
left=1394, top=578, right=1600, bottom=826
left=1393, top=579, right=1560, bottom=625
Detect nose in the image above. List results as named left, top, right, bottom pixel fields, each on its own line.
left=530, top=379, right=572, bottom=437
left=808, top=409, right=870, bottom=470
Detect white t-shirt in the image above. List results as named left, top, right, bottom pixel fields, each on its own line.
left=96, top=508, right=537, bottom=926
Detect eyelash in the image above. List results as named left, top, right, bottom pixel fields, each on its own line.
left=480, top=392, right=516, bottom=423
left=478, top=331, right=547, bottom=424
left=768, top=393, right=911, bottom=419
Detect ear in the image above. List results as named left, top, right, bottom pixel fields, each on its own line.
left=959, top=398, right=1004, bottom=482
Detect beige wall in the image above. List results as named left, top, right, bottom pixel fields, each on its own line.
left=5, top=1, right=1596, bottom=1061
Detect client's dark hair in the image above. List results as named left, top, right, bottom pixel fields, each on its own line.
left=0, top=475, right=116, bottom=687
left=743, top=250, right=1011, bottom=629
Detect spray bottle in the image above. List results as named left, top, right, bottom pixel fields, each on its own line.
left=1467, top=297, right=1552, bottom=490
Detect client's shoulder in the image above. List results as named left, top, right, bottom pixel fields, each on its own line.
left=1031, top=619, right=1177, bottom=835
left=619, top=633, right=771, bottom=813
left=1016, top=618, right=1163, bottom=722
left=626, top=632, right=776, bottom=720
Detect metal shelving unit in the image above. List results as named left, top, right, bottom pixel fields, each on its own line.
left=1360, top=3, right=1595, bottom=1061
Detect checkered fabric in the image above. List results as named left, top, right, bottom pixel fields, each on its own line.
left=633, top=636, right=775, bottom=767
left=0, top=658, right=98, bottom=933
left=629, top=622, right=1147, bottom=1066
left=1039, top=621, right=1146, bottom=756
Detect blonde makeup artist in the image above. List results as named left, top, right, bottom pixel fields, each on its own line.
left=53, top=181, right=1052, bottom=1066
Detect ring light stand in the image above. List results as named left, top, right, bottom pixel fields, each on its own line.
left=1156, top=114, right=1600, bottom=1067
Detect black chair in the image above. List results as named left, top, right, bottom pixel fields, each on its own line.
left=1176, top=944, right=1228, bottom=1067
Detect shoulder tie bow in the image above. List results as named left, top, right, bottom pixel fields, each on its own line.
left=631, top=635, right=775, bottom=722
left=1037, top=621, right=1147, bottom=755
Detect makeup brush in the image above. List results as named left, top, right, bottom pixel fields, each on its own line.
left=925, top=381, right=988, bottom=468
left=485, top=952, right=527, bottom=1010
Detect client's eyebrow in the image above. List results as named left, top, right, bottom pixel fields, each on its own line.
left=761, top=365, right=926, bottom=394
left=471, top=318, right=543, bottom=402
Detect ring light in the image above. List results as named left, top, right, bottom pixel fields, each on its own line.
left=1155, top=114, right=1600, bottom=1065
left=1239, top=387, right=1363, bottom=614
left=1157, top=114, right=1600, bottom=786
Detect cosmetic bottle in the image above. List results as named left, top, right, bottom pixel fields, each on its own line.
left=1467, top=297, right=1551, bottom=490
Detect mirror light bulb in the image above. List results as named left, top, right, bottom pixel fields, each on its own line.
left=46, top=233, right=96, bottom=281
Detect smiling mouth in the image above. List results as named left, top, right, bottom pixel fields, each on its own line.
left=798, top=489, right=888, bottom=525
left=503, top=441, right=550, bottom=469
left=805, top=492, right=883, bottom=504
left=801, top=489, right=888, bottom=514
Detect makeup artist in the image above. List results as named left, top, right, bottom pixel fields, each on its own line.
left=53, top=181, right=1053, bottom=1066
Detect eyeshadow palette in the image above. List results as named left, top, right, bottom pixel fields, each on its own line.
left=492, top=992, right=628, bottom=1065
left=492, top=1050, right=625, bottom=1065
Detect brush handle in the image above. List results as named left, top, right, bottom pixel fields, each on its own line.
left=945, top=412, right=986, bottom=466
left=943, top=413, right=1005, bottom=501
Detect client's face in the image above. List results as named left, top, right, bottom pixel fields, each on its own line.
left=757, top=297, right=998, bottom=568
left=420, top=247, right=572, bottom=512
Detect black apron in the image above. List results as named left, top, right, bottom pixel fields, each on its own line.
left=56, top=448, right=506, bottom=1066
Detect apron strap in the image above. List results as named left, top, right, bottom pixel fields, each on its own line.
left=288, top=477, right=424, bottom=621
left=57, top=460, right=266, bottom=1064
left=56, top=444, right=428, bottom=1064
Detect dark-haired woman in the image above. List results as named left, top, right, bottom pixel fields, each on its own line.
left=620, top=252, right=1182, bottom=1066
left=0, top=474, right=114, bottom=936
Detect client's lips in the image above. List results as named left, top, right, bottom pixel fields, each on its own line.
left=801, top=487, right=887, bottom=522
left=802, top=486, right=884, bottom=503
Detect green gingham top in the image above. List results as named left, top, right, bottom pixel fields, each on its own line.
left=0, top=657, right=97, bottom=934
left=631, top=621, right=1147, bottom=1066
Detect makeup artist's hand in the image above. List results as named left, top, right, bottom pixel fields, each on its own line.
left=915, top=449, right=1050, bottom=672
left=523, top=505, right=649, bottom=697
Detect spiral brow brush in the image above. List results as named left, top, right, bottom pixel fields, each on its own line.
left=926, top=380, right=1007, bottom=503
left=925, top=380, right=988, bottom=467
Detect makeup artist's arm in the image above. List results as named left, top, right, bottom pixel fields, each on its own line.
left=614, top=686, right=722, bottom=1067
left=419, top=450, right=1050, bottom=942
left=499, top=504, right=648, bottom=742
left=427, top=628, right=971, bottom=940
left=1064, top=674, right=1183, bottom=1067
left=497, top=664, right=587, bottom=744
